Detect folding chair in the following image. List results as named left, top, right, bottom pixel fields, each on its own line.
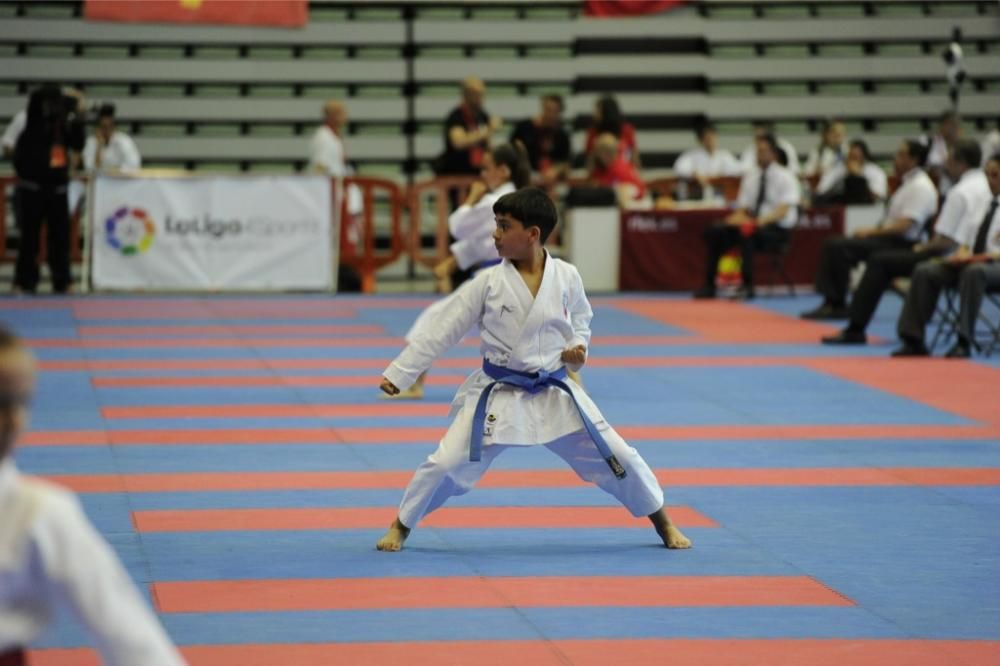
left=928, top=287, right=1000, bottom=357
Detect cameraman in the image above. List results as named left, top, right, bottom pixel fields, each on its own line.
left=12, top=85, right=85, bottom=294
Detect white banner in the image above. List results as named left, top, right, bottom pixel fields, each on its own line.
left=90, top=174, right=335, bottom=291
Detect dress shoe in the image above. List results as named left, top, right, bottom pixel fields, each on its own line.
left=800, top=303, right=849, bottom=320
left=944, top=342, right=971, bottom=358
left=692, top=286, right=716, bottom=300
left=890, top=342, right=929, bottom=357
left=821, top=329, right=867, bottom=345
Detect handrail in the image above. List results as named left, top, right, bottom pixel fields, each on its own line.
left=339, top=175, right=406, bottom=294
left=406, top=175, right=477, bottom=271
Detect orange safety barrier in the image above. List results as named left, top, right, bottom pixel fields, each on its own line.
left=0, top=175, right=84, bottom=264
left=338, top=176, right=406, bottom=294
left=406, top=175, right=477, bottom=271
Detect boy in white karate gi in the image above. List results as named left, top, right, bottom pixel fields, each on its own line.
left=377, top=188, right=691, bottom=552
left=0, top=328, right=185, bottom=666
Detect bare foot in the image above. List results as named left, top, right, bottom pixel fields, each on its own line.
left=375, top=518, right=410, bottom=552
left=661, top=524, right=692, bottom=549
left=648, top=507, right=692, bottom=549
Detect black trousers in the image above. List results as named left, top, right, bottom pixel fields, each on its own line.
left=846, top=247, right=939, bottom=333
left=814, top=234, right=912, bottom=305
left=702, top=223, right=788, bottom=290
left=13, top=185, right=72, bottom=293
left=0, top=648, right=25, bottom=666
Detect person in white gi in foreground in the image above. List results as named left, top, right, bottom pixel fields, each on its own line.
left=0, top=328, right=185, bottom=666
left=376, top=188, right=691, bottom=552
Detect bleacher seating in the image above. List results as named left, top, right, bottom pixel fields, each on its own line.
left=0, top=0, right=998, bottom=176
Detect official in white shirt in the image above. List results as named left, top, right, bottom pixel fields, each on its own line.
left=82, top=104, right=141, bottom=172
left=308, top=100, right=363, bottom=221
left=0, top=329, right=185, bottom=666
left=894, top=153, right=1000, bottom=358
left=813, top=139, right=888, bottom=205
left=740, top=121, right=800, bottom=175
left=802, top=139, right=938, bottom=320
left=823, top=139, right=988, bottom=345
left=694, top=134, right=800, bottom=300
left=673, top=121, right=742, bottom=201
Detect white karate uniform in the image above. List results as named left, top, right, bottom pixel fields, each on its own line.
left=384, top=253, right=665, bottom=528
left=0, top=459, right=185, bottom=665
left=405, top=181, right=515, bottom=343
left=82, top=132, right=142, bottom=173
left=308, top=125, right=362, bottom=215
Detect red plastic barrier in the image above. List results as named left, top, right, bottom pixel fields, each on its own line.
left=338, top=176, right=405, bottom=294
left=406, top=175, right=477, bottom=271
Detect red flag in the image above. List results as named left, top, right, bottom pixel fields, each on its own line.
left=584, top=0, right=687, bottom=17
left=85, top=0, right=308, bottom=28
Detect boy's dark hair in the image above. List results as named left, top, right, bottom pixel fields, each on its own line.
left=493, top=187, right=558, bottom=243
left=904, top=139, right=929, bottom=167
left=951, top=138, right=982, bottom=170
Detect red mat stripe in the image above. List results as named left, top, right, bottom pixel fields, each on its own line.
left=131, top=505, right=717, bottom=532
left=27, top=639, right=1000, bottom=666
left=45, top=468, right=1000, bottom=493
left=152, top=575, right=852, bottom=613
left=101, top=403, right=451, bottom=419
left=21, top=423, right=1000, bottom=447
left=77, top=324, right=384, bottom=337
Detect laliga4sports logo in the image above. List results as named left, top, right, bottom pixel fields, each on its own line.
left=105, top=206, right=155, bottom=255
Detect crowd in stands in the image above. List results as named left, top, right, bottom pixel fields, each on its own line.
left=2, top=79, right=998, bottom=356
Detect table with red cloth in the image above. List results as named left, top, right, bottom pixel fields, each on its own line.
left=619, top=206, right=845, bottom=291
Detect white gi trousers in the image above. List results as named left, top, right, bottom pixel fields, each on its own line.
left=397, top=404, right=665, bottom=528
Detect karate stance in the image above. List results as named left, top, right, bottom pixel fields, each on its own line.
left=377, top=188, right=691, bottom=552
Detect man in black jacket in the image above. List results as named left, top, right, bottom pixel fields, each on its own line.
left=12, top=85, right=85, bottom=294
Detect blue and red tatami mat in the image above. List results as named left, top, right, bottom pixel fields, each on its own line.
left=5, top=293, right=1000, bottom=665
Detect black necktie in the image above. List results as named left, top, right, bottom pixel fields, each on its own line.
left=973, top=197, right=999, bottom=254
left=753, top=168, right=767, bottom=218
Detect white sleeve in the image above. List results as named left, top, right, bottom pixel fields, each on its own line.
left=448, top=198, right=495, bottom=241
left=82, top=137, right=97, bottom=171
left=2, top=110, right=25, bottom=150
left=119, top=135, right=141, bottom=170
left=736, top=172, right=754, bottom=210
left=673, top=151, right=694, bottom=178
left=932, top=191, right=966, bottom=241
left=816, top=164, right=843, bottom=195
left=565, top=266, right=593, bottom=371
left=383, top=272, right=489, bottom=390
left=776, top=170, right=801, bottom=206
left=867, top=165, right=888, bottom=200
left=36, top=494, right=186, bottom=666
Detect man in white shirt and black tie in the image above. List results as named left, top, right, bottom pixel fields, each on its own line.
left=893, top=153, right=1000, bottom=358
left=694, top=133, right=799, bottom=300
left=0, top=328, right=185, bottom=665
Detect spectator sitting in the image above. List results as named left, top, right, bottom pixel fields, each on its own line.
left=510, top=94, right=571, bottom=188
left=740, top=120, right=801, bottom=175
left=813, top=139, right=888, bottom=205
left=82, top=104, right=140, bottom=173
left=695, top=133, right=800, bottom=301
left=585, top=95, right=640, bottom=172
left=801, top=139, right=936, bottom=320
left=589, top=133, right=647, bottom=207
left=673, top=120, right=742, bottom=201
left=925, top=109, right=962, bottom=194
left=802, top=118, right=846, bottom=180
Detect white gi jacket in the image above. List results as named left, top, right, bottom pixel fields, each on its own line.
left=447, top=181, right=515, bottom=271
left=385, top=252, right=609, bottom=446
left=0, top=459, right=185, bottom=665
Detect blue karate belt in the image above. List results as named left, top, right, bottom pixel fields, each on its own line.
left=469, top=359, right=627, bottom=479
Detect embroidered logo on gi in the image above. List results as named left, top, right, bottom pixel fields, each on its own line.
left=500, top=304, right=514, bottom=318
left=484, top=413, right=497, bottom=436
